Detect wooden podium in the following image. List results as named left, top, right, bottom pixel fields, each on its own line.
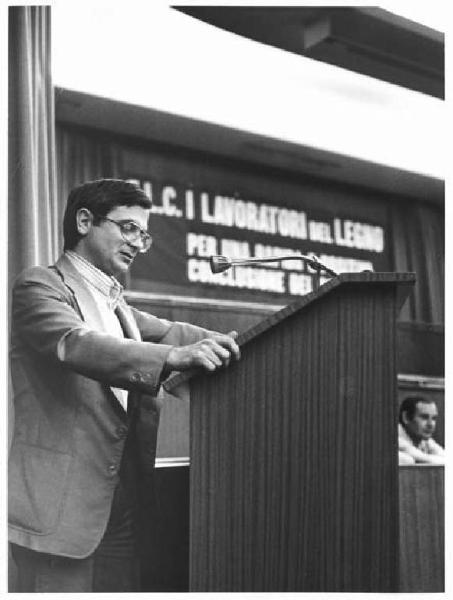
left=166, top=272, right=415, bottom=592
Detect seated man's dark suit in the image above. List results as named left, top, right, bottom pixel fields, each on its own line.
left=9, top=253, right=210, bottom=565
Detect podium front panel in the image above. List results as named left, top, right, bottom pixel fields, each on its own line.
left=189, top=280, right=403, bottom=591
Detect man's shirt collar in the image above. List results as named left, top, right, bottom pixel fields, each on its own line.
left=65, top=250, right=123, bottom=309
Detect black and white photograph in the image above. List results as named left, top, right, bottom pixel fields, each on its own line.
left=6, top=0, right=446, bottom=593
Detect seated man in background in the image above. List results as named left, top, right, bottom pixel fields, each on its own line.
left=398, top=396, right=444, bottom=465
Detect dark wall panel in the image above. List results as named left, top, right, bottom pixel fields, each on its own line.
left=399, top=466, right=444, bottom=592
left=396, top=321, right=444, bottom=376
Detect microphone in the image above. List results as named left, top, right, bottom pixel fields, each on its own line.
left=210, top=254, right=338, bottom=277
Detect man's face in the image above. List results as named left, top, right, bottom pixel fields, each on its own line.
left=404, top=401, right=438, bottom=442
left=77, top=205, right=151, bottom=277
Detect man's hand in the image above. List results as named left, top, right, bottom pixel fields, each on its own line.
left=165, top=330, right=240, bottom=372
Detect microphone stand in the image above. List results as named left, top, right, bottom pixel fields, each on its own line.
left=210, top=254, right=338, bottom=293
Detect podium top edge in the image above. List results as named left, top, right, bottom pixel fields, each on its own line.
left=163, top=271, right=415, bottom=392
left=337, top=271, right=416, bottom=283
left=336, top=271, right=416, bottom=283
left=246, top=271, right=416, bottom=339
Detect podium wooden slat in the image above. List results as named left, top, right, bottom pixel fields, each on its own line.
left=166, top=272, right=415, bottom=592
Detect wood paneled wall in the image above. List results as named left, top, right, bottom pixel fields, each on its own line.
left=399, top=465, right=444, bottom=592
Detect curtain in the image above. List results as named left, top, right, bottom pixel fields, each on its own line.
left=8, top=3, right=57, bottom=461
left=56, top=125, right=122, bottom=213
left=8, top=7, right=57, bottom=587
left=8, top=6, right=58, bottom=289
left=392, top=200, right=444, bottom=324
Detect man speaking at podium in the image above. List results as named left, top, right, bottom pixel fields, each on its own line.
left=9, top=179, right=240, bottom=592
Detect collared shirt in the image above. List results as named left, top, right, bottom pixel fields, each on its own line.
left=65, top=250, right=128, bottom=411
left=65, top=250, right=123, bottom=310
left=398, top=423, right=444, bottom=456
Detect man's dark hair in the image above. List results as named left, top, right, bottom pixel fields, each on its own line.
left=63, top=179, right=152, bottom=250
left=399, top=395, right=436, bottom=425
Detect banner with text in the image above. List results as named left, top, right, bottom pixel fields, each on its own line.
left=128, top=177, right=389, bottom=301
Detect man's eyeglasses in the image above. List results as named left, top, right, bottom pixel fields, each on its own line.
left=100, top=217, right=152, bottom=253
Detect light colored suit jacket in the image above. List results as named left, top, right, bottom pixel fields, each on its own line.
left=9, top=254, right=210, bottom=557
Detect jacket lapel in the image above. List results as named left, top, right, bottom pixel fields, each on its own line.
left=54, top=255, right=106, bottom=332
left=55, top=255, right=142, bottom=342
